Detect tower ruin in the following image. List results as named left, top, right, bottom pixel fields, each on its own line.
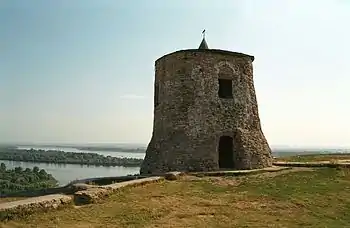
left=140, top=36, right=272, bottom=174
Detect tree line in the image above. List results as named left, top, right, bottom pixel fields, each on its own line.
left=0, top=147, right=143, bottom=167
left=0, top=163, right=58, bottom=195
left=74, top=146, right=146, bottom=153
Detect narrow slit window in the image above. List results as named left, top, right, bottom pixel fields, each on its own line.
left=218, top=79, right=233, bottom=98
left=154, top=84, right=160, bottom=107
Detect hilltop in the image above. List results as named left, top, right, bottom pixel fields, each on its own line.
left=1, top=154, right=350, bottom=228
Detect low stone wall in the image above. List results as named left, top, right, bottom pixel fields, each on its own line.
left=0, top=194, right=72, bottom=221
left=0, top=175, right=150, bottom=198
left=68, top=175, right=148, bottom=186
left=74, top=176, right=165, bottom=205
left=0, top=175, right=169, bottom=221
left=273, top=161, right=350, bottom=168
left=0, top=186, right=75, bottom=198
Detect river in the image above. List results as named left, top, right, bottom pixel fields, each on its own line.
left=2, top=146, right=146, bottom=186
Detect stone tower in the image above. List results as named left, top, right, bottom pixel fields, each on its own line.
left=140, top=36, right=272, bottom=175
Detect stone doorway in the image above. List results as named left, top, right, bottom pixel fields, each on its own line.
left=218, top=136, right=234, bottom=169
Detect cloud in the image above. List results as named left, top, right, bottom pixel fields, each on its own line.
left=119, top=94, right=146, bottom=100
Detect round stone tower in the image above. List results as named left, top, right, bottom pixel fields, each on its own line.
left=140, top=37, right=272, bottom=175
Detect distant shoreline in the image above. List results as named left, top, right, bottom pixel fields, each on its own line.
left=2, top=144, right=349, bottom=156
left=74, top=146, right=146, bottom=153
left=0, top=148, right=144, bottom=167
left=14, top=145, right=350, bottom=154
left=14, top=145, right=147, bottom=153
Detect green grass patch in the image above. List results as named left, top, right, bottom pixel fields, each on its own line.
left=237, top=168, right=350, bottom=227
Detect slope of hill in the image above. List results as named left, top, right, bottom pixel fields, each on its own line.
left=2, top=166, right=350, bottom=228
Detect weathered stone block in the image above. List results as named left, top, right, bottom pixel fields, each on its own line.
left=73, top=176, right=164, bottom=205
left=164, top=171, right=183, bottom=180
left=74, top=188, right=109, bottom=205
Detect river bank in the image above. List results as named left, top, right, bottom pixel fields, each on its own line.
left=1, top=160, right=140, bottom=186
left=0, top=146, right=144, bottom=186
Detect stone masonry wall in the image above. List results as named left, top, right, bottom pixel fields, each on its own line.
left=140, top=49, right=272, bottom=174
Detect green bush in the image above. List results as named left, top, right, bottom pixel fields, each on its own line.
left=0, top=163, right=58, bottom=195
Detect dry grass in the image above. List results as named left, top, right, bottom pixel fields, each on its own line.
left=1, top=167, right=350, bottom=228
left=275, top=153, right=350, bottom=162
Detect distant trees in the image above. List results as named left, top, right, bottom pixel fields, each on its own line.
left=0, top=163, right=6, bottom=172
left=0, top=163, right=58, bottom=195
left=0, top=148, right=143, bottom=167
left=74, top=146, right=146, bottom=153
left=33, top=166, right=39, bottom=173
left=14, top=167, right=22, bottom=173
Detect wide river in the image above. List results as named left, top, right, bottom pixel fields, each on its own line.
left=1, top=146, right=146, bottom=186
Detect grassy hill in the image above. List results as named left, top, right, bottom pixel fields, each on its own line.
left=2, top=164, right=350, bottom=228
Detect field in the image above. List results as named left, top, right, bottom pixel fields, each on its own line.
left=1, top=165, right=350, bottom=228
left=275, top=153, right=350, bottom=162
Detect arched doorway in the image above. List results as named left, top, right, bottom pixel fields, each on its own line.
left=218, top=136, right=234, bottom=169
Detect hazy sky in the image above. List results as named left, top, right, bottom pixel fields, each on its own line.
left=1, top=0, right=349, bottom=147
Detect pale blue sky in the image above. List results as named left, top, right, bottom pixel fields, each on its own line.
left=1, top=0, right=349, bottom=147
